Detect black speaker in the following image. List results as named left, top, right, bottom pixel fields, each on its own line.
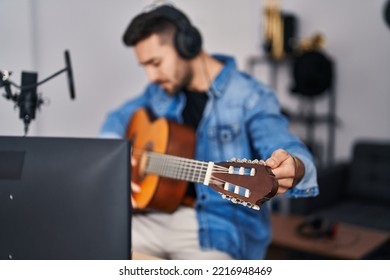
left=296, top=216, right=338, bottom=238
left=154, top=5, right=202, bottom=59
left=291, top=50, right=334, bottom=98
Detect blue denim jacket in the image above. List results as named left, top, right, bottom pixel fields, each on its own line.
left=100, top=55, right=319, bottom=259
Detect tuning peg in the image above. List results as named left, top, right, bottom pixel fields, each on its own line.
left=243, top=201, right=260, bottom=210
left=254, top=159, right=266, bottom=165
left=220, top=193, right=233, bottom=202
left=219, top=192, right=261, bottom=210
left=229, top=157, right=237, bottom=162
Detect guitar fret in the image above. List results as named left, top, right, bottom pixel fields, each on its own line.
left=145, top=152, right=208, bottom=183
left=192, top=161, right=197, bottom=182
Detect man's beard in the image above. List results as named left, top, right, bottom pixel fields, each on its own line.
left=165, top=64, right=193, bottom=96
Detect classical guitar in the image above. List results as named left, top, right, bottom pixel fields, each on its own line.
left=127, top=108, right=279, bottom=213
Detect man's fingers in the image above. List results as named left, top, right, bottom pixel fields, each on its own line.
left=131, top=155, right=137, bottom=166
left=131, top=196, right=138, bottom=208
left=265, top=157, right=278, bottom=168
left=265, top=149, right=290, bottom=168
left=270, top=166, right=295, bottom=179
left=130, top=152, right=140, bottom=208
left=276, top=178, right=294, bottom=190
left=276, top=186, right=289, bottom=195
left=265, top=149, right=295, bottom=179
left=131, top=181, right=140, bottom=209
left=132, top=181, right=141, bottom=192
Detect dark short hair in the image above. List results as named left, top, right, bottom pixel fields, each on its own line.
left=122, top=12, right=176, bottom=46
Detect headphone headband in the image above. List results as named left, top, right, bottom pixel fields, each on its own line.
left=146, top=4, right=202, bottom=59
left=153, top=5, right=191, bottom=31
left=142, top=0, right=175, bottom=13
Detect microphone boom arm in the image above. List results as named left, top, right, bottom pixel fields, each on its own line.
left=1, top=50, right=76, bottom=135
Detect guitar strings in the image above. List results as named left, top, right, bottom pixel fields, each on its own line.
left=131, top=148, right=230, bottom=185
left=147, top=152, right=228, bottom=182
left=146, top=154, right=235, bottom=187
left=132, top=149, right=250, bottom=198
left=131, top=149, right=254, bottom=200
left=132, top=148, right=229, bottom=172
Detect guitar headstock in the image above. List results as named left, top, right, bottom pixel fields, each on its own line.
left=209, top=158, right=279, bottom=210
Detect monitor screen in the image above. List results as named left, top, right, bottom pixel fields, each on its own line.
left=0, top=136, right=131, bottom=260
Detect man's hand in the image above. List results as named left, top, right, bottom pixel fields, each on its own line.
left=265, top=149, right=305, bottom=195
left=131, top=155, right=141, bottom=208
left=131, top=181, right=141, bottom=208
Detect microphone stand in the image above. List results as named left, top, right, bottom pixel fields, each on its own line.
left=1, top=50, right=76, bottom=136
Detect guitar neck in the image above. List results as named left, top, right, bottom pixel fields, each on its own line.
left=140, top=151, right=277, bottom=211
left=145, top=152, right=214, bottom=185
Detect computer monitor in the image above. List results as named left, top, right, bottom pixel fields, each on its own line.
left=0, top=136, right=131, bottom=260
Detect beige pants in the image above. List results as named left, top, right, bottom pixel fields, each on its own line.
left=132, top=206, right=233, bottom=260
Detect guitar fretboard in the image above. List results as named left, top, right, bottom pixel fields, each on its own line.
left=145, top=152, right=210, bottom=184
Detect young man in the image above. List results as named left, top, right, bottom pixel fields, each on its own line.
left=100, top=4, right=318, bottom=259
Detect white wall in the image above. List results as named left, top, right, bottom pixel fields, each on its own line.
left=0, top=0, right=37, bottom=135
left=278, top=0, right=390, bottom=163
left=1, top=0, right=390, bottom=163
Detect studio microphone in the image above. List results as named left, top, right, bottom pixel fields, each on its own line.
left=18, top=72, right=43, bottom=135
left=1, top=50, right=76, bottom=135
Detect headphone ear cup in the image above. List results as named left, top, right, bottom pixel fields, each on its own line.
left=174, top=26, right=202, bottom=59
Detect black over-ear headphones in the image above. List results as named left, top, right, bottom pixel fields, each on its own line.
left=151, top=5, right=202, bottom=59
left=296, top=216, right=338, bottom=239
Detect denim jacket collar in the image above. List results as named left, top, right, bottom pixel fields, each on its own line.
left=149, top=54, right=237, bottom=118
left=208, top=54, right=236, bottom=98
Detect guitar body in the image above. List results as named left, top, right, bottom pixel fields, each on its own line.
left=127, top=108, right=195, bottom=213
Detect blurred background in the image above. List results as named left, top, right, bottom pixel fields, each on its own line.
left=1, top=0, right=390, bottom=164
